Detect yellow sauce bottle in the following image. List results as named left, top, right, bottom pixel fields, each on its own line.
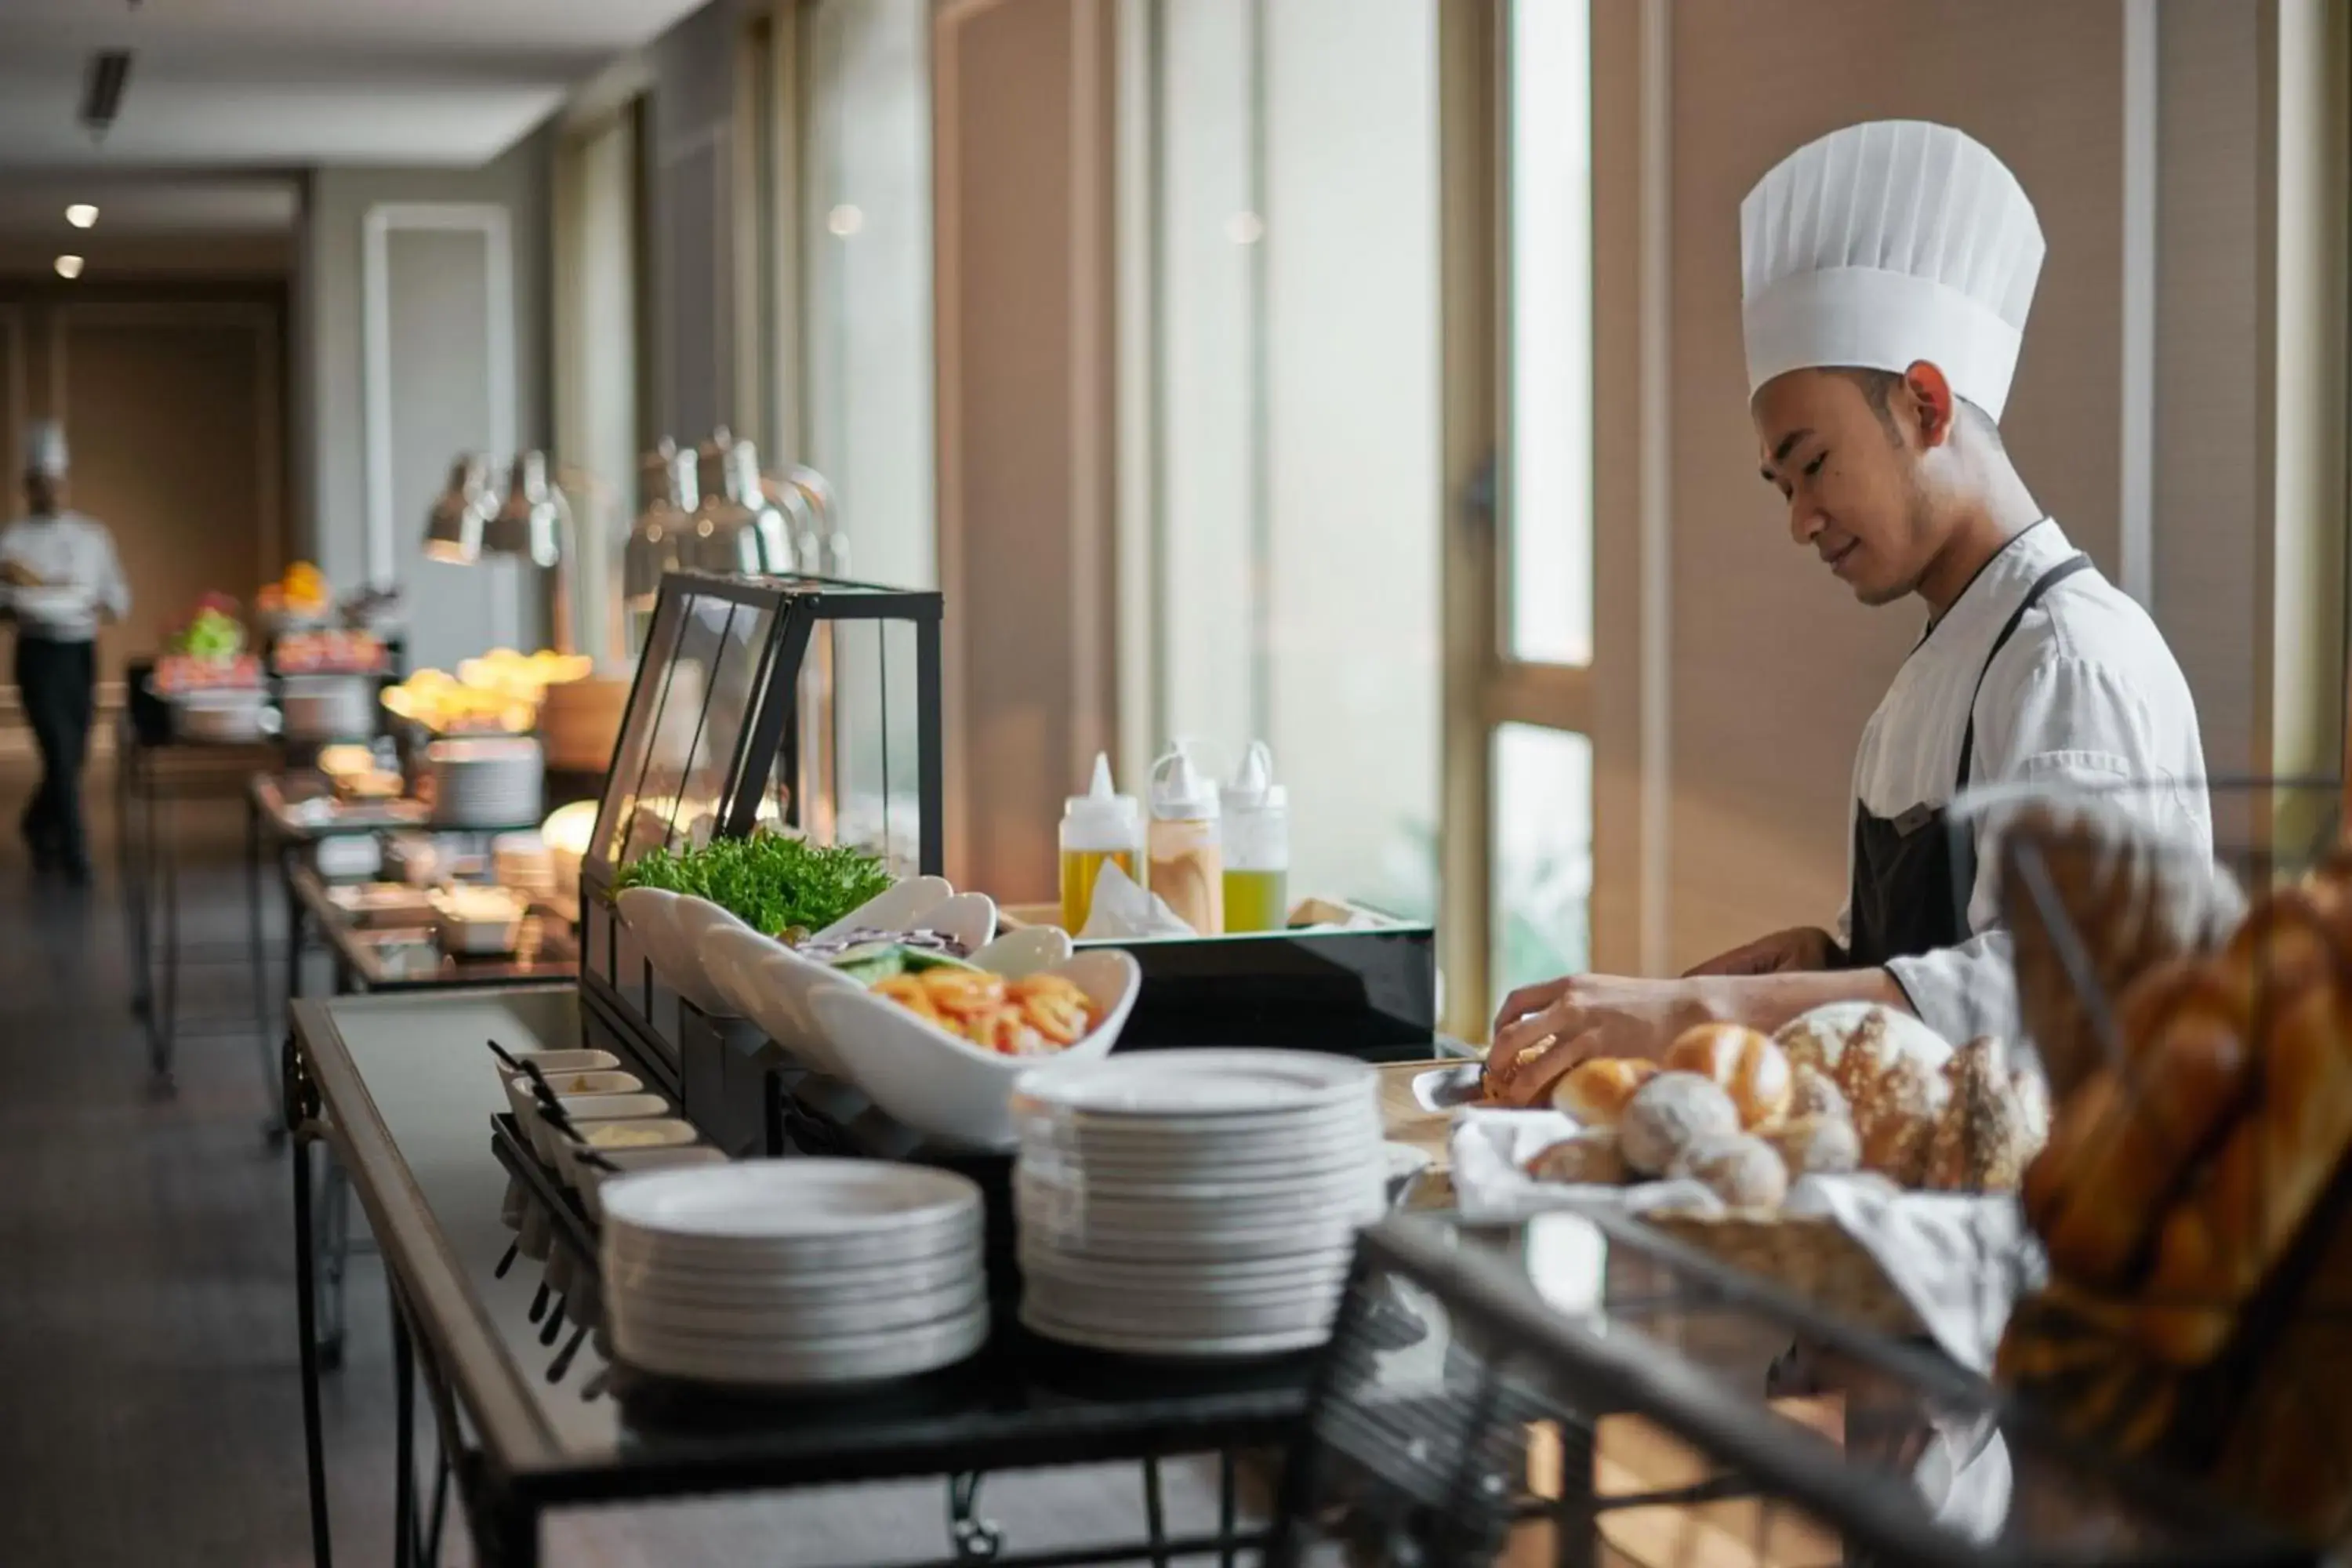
left=1220, top=740, right=1290, bottom=933
left=1148, top=745, right=1223, bottom=936
left=1059, top=753, right=1145, bottom=933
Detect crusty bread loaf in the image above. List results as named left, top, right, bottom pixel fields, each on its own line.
left=1852, top=1050, right=1946, bottom=1184
left=1923, top=1036, right=2043, bottom=1192
left=1551, top=1058, right=1660, bottom=1127
left=1789, top=1062, right=1849, bottom=1122
left=1663, top=1024, right=1792, bottom=1130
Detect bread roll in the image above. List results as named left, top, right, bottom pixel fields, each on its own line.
left=2222, top=885, right=2346, bottom=1005
left=1668, top=1133, right=1789, bottom=1211
left=1766, top=1112, right=1860, bottom=1178
left=1664, top=1023, right=1792, bottom=1129
left=1526, top=1130, right=1628, bottom=1186
left=2024, top=967, right=2253, bottom=1288
left=1551, top=1058, right=1659, bottom=1127
left=1619, top=1072, right=1740, bottom=1177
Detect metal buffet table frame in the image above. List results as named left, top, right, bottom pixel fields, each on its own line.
left=287, top=985, right=1305, bottom=1568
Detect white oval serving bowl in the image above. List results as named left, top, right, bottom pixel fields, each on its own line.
left=612, top=888, right=704, bottom=1003
left=807, top=949, right=1142, bottom=1150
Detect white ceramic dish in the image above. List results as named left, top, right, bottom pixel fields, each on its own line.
left=699, top=925, right=795, bottom=1027
left=1016, top=1303, right=1330, bottom=1360
left=729, top=884, right=1051, bottom=1080
left=808, top=949, right=1142, bottom=1150
left=492, top=1047, right=616, bottom=1094
left=503, top=1068, right=642, bottom=1130
left=670, top=896, right=755, bottom=1015
left=528, top=1090, right=672, bottom=1163
left=610, top=1304, right=990, bottom=1389
left=555, top=1117, right=700, bottom=1187
left=1410, top=1062, right=1486, bottom=1115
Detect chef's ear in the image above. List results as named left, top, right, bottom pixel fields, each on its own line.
left=1900, top=361, right=1958, bottom=449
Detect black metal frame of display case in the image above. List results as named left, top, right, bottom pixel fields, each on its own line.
left=576, top=571, right=944, bottom=1069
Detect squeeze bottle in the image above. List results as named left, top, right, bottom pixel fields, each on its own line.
left=1059, top=753, right=1145, bottom=933
left=1221, top=741, right=1290, bottom=933
left=1147, top=745, right=1224, bottom=936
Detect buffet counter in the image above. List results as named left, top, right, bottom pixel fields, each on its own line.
left=287, top=985, right=1323, bottom=1568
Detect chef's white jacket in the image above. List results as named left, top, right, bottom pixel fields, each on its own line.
left=1838, top=519, right=2210, bottom=1044
left=0, top=510, right=130, bottom=641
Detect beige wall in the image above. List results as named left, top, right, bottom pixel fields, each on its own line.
left=0, top=286, right=284, bottom=678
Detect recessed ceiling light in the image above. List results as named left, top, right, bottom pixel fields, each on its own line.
left=54, top=255, right=85, bottom=280
left=65, top=204, right=97, bottom=230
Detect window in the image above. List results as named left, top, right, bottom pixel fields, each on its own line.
left=1130, top=0, right=1445, bottom=932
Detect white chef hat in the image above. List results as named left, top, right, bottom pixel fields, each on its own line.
left=1741, top=120, right=2044, bottom=422
left=22, top=419, right=67, bottom=477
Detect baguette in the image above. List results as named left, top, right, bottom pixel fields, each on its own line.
left=2024, top=965, right=2253, bottom=1288
left=2141, top=971, right=2352, bottom=1337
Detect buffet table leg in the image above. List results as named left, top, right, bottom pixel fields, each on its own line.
left=393, top=1293, right=415, bottom=1568
left=153, top=789, right=180, bottom=1091
left=290, top=1077, right=336, bottom=1568
left=318, top=1160, right=351, bottom=1370
left=1218, top=1452, right=1237, bottom=1568
left=1142, top=1458, right=1171, bottom=1568
left=249, top=796, right=285, bottom=1145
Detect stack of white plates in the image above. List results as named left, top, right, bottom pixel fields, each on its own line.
left=600, top=1160, right=991, bottom=1388
left=1012, top=1050, right=1385, bottom=1358
left=426, top=736, right=544, bottom=829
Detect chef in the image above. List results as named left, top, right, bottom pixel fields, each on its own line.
left=2, top=420, right=129, bottom=883
left=1489, top=120, right=2209, bottom=1094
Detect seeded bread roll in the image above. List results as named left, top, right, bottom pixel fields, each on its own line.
left=1551, top=1058, right=1660, bottom=1127
left=1663, top=1023, right=1793, bottom=1130
left=1669, top=1133, right=1790, bottom=1211
left=1619, top=1072, right=1741, bottom=1177
left=1525, top=1129, right=1628, bottom=1186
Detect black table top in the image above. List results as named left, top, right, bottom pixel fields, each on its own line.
left=292, top=987, right=1314, bottom=1505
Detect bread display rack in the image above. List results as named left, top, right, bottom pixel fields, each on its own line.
left=1268, top=1213, right=2307, bottom=1568
left=576, top=570, right=944, bottom=1073
left=1984, top=776, right=2352, bottom=1554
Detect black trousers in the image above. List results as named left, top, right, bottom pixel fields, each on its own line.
left=16, top=636, right=95, bottom=872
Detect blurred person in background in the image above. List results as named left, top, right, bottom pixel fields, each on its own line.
left=1, top=420, right=129, bottom=884
left=1487, top=121, right=2208, bottom=1100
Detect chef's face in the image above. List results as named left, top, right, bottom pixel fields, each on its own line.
left=1754, top=368, right=1938, bottom=607
left=24, top=471, right=64, bottom=516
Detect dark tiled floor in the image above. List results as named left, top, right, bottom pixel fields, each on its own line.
left=0, top=767, right=1229, bottom=1567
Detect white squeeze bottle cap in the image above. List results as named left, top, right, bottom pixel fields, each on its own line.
left=1221, top=739, right=1287, bottom=813
left=1063, top=752, right=1142, bottom=849
left=1149, top=744, right=1220, bottom=821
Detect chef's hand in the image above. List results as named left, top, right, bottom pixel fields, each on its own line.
left=1682, top=925, right=1842, bottom=978
left=1484, top=975, right=1724, bottom=1103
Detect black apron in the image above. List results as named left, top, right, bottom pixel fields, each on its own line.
left=1846, top=554, right=2096, bottom=968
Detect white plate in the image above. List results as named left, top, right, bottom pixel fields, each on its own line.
left=1014, top=1166, right=1383, bottom=1221
left=1024, top=1279, right=1341, bottom=1335
left=612, top=1276, right=986, bottom=1340
left=1410, top=1062, right=1486, bottom=1115
left=700, top=924, right=793, bottom=1022
left=810, top=949, right=1142, bottom=1150
left=605, top=1244, right=982, bottom=1305
left=616, top=1303, right=991, bottom=1388
left=1020, top=1235, right=1355, bottom=1281
left=1015, top=1210, right=1370, bottom=1265
left=1015, top=1149, right=1385, bottom=1202
left=1018, top=1303, right=1330, bottom=1360
left=603, top=1218, right=984, bottom=1278
left=612, top=888, right=709, bottom=1005
left=602, top=1158, right=978, bottom=1237
left=1011, top=1049, right=1377, bottom=1120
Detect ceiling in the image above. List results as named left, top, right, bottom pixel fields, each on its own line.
left=0, top=0, right=706, bottom=170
